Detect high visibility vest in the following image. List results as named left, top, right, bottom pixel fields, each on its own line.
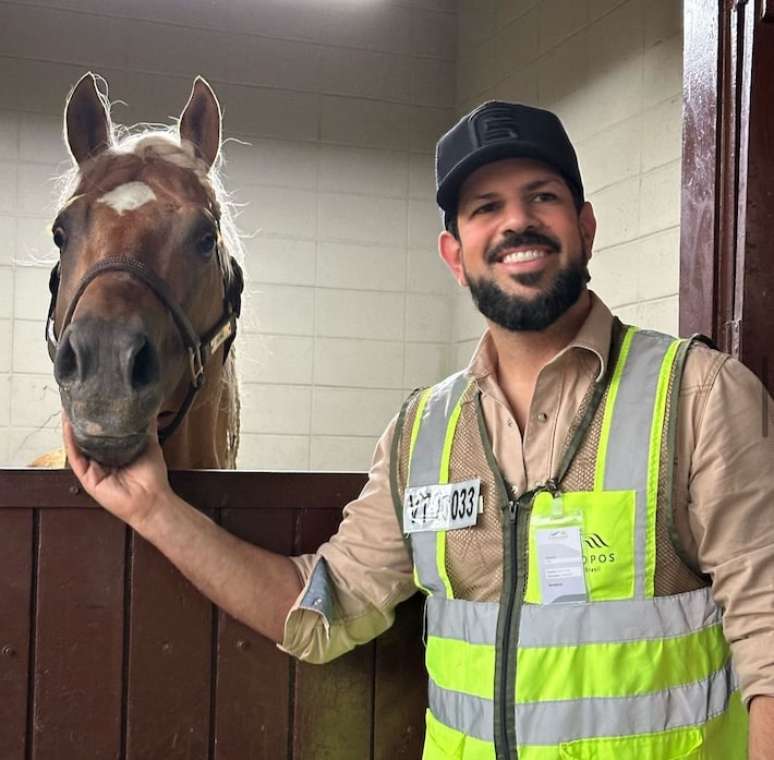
left=399, top=326, right=748, bottom=760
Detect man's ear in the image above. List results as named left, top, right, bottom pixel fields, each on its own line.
left=439, top=230, right=467, bottom=287
left=578, top=202, right=596, bottom=263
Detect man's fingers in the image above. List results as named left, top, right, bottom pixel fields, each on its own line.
left=62, top=415, right=87, bottom=476
left=62, top=414, right=108, bottom=484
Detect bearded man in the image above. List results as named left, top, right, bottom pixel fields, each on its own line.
left=64, top=102, right=774, bottom=759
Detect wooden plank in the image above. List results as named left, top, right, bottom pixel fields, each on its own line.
left=168, top=471, right=367, bottom=511
left=125, top=526, right=213, bottom=760
left=0, top=511, right=33, bottom=760
left=291, top=507, right=373, bottom=760
left=213, top=508, right=295, bottom=760
left=0, top=470, right=95, bottom=509
left=32, top=509, right=125, bottom=759
left=293, top=647, right=374, bottom=760
left=373, top=593, right=426, bottom=760
left=0, top=470, right=367, bottom=511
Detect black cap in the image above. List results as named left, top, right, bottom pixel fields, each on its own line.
left=435, top=101, right=584, bottom=229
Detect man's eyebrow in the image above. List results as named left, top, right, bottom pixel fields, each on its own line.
left=522, top=177, right=564, bottom=192
left=467, top=191, right=499, bottom=202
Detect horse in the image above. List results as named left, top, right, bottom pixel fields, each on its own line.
left=38, top=73, right=244, bottom=470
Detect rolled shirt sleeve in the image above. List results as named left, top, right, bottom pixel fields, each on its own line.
left=687, top=351, right=774, bottom=703
left=280, top=416, right=416, bottom=664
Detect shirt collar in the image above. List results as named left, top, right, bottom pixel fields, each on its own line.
left=466, top=290, right=614, bottom=384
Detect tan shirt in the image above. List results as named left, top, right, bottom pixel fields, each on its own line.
left=281, top=293, right=774, bottom=704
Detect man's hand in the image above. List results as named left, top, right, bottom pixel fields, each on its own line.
left=750, top=695, right=774, bottom=759
left=61, top=412, right=302, bottom=644
left=62, top=414, right=172, bottom=530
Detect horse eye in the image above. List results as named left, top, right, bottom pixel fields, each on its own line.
left=52, top=226, right=67, bottom=249
left=197, top=232, right=216, bottom=257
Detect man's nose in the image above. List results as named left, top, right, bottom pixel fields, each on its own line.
left=499, top=200, right=538, bottom=235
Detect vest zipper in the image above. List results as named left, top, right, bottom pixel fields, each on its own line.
left=499, top=494, right=520, bottom=759
left=496, top=487, right=533, bottom=759
left=475, top=394, right=531, bottom=759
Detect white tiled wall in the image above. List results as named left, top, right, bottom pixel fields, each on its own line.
left=1, top=0, right=685, bottom=470
left=451, top=0, right=684, bottom=359
left=0, top=0, right=457, bottom=469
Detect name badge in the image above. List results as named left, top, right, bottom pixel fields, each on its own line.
left=403, top=479, right=481, bottom=534
left=535, top=526, right=587, bottom=604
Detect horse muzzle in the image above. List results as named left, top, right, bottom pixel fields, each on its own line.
left=55, top=317, right=163, bottom=466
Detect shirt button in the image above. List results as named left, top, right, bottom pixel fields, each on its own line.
left=536, top=413, right=548, bottom=423
left=312, top=597, right=323, bottom=607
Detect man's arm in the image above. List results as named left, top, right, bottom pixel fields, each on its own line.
left=750, top=697, right=774, bottom=760
left=63, top=417, right=301, bottom=643
left=685, top=351, right=774, bottom=753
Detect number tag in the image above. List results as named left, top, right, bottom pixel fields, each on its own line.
left=403, top=479, right=481, bottom=534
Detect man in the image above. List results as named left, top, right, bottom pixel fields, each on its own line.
left=64, top=102, right=774, bottom=758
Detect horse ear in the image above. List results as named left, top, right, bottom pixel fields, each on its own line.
left=179, top=77, right=221, bottom=170
left=64, top=72, right=112, bottom=166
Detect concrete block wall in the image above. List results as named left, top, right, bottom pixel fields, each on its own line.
left=451, top=0, right=683, bottom=365
left=0, top=0, right=458, bottom=468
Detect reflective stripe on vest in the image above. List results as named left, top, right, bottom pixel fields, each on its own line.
left=408, top=327, right=747, bottom=758
left=596, top=329, right=681, bottom=599
left=408, top=370, right=472, bottom=598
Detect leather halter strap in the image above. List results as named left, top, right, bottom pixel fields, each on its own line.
left=46, top=255, right=239, bottom=444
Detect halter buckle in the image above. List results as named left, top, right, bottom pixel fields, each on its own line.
left=188, top=346, right=205, bottom=388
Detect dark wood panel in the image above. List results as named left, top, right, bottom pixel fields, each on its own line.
left=0, top=511, right=33, bottom=760
left=168, top=471, right=367, bottom=512
left=292, top=508, right=343, bottom=555
left=293, top=647, right=374, bottom=760
left=0, top=470, right=94, bottom=509
left=214, top=508, right=295, bottom=760
left=373, top=593, right=426, bottom=760
left=125, top=527, right=214, bottom=760
left=291, top=507, right=373, bottom=759
left=32, top=510, right=125, bottom=759
left=0, top=471, right=425, bottom=758
left=0, top=469, right=367, bottom=511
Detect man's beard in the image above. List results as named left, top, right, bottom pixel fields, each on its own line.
left=466, top=238, right=590, bottom=332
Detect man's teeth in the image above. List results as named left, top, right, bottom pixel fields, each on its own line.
left=501, top=249, right=547, bottom=263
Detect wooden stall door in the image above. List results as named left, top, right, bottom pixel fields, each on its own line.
left=0, top=470, right=426, bottom=760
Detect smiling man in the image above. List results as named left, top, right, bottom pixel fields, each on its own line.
left=64, top=101, right=774, bottom=759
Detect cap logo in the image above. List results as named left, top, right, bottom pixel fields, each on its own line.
left=473, top=105, right=520, bottom=146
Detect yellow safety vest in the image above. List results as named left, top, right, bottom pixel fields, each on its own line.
left=399, top=326, right=747, bottom=760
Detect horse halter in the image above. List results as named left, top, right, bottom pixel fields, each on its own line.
left=45, top=248, right=244, bottom=445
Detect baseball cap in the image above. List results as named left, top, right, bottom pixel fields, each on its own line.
left=435, top=101, right=584, bottom=229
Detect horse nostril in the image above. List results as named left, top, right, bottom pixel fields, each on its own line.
left=128, top=337, right=160, bottom=391
left=54, top=329, right=84, bottom=385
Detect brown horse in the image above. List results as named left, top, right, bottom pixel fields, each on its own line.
left=41, top=73, right=244, bottom=469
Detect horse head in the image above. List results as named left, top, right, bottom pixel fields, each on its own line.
left=48, top=74, right=243, bottom=469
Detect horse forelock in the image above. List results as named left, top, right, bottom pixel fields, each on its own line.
left=56, top=128, right=245, bottom=276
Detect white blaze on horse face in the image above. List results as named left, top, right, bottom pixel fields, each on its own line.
left=96, top=181, right=157, bottom=214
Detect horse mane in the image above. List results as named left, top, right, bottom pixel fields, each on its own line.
left=55, top=110, right=245, bottom=468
